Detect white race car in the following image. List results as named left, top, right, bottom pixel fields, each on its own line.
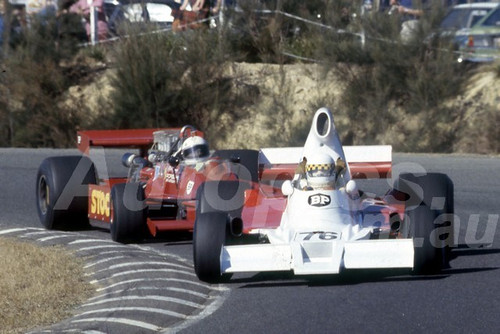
left=193, top=108, right=454, bottom=283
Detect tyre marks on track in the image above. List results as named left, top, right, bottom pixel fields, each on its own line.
left=0, top=227, right=227, bottom=334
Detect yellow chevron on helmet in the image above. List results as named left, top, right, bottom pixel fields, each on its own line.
left=305, top=152, right=336, bottom=188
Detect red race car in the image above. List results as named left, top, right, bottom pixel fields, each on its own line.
left=36, top=125, right=257, bottom=243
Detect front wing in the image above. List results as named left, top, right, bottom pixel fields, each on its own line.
left=221, top=239, right=414, bottom=275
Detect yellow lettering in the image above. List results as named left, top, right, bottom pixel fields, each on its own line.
left=90, top=189, right=110, bottom=217
left=91, top=190, right=97, bottom=214
left=105, top=193, right=110, bottom=217
left=99, top=194, right=104, bottom=215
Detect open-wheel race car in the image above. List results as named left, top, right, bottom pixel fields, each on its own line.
left=193, top=108, right=455, bottom=283
left=36, top=125, right=258, bottom=243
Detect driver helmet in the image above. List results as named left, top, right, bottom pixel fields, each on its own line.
left=181, top=136, right=210, bottom=163
left=305, top=152, right=336, bottom=189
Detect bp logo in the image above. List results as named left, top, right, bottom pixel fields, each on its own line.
left=308, top=194, right=331, bottom=207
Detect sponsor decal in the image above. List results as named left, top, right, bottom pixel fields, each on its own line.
left=308, top=193, right=331, bottom=207
left=91, top=189, right=110, bottom=217
left=153, top=165, right=161, bottom=180
left=165, top=172, right=176, bottom=184
left=186, top=181, right=195, bottom=195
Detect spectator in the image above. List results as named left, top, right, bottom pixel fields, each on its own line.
left=209, top=0, right=236, bottom=15
left=180, top=0, right=207, bottom=13
left=389, top=0, right=423, bottom=19
left=67, top=0, right=108, bottom=41
left=210, top=0, right=220, bottom=15
left=388, top=0, right=425, bottom=42
left=173, top=0, right=209, bottom=31
left=58, top=0, right=88, bottom=45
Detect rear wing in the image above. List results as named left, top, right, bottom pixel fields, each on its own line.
left=77, top=128, right=203, bottom=155
left=78, top=129, right=163, bottom=155
left=258, top=145, right=392, bottom=181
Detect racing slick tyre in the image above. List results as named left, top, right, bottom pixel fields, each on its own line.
left=193, top=212, right=228, bottom=283
left=196, top=180, right=251, bottom=218
left=407, top=204, right=442, bottom=273
left=398, top=173, right=454, bottom=273
left=110, top=182, right=147, bottom=243
left=194, top=180, right=251, bottom=282
left=214, top=149, right=259, bottom=182
left=36, top=156, right=97, bottom=230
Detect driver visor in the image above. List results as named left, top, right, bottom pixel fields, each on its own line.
left=183, top=144, right=209, bottom=160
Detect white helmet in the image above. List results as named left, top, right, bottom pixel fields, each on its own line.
left=181, top=136, right=210, bottom=163
left=305, top=152, right=336, bottom=188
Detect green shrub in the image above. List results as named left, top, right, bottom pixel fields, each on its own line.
left=108, top=24, right=257, bottom=144
left=326, top=2, right=472, bottom=152
left=0, top=13, right=84, bottom=147
left=0, top=0, right=495, bottom=155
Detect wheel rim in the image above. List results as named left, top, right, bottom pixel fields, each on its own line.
left=38, top=176, right=49, bottom=215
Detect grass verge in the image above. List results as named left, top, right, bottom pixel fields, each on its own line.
left=0, top=237, right=94, bottom=334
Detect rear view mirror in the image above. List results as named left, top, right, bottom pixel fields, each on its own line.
left=230, top=154, right=241, bottom=164
left=168, top=155, right=180, bottom=167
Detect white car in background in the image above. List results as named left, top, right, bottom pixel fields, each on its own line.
left=104, top=0, right=180, bottom=34
left=439, top=2, right=498, bottom=33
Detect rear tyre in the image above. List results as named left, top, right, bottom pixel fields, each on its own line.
left=193, top=212, right=228, bottom=283
left=398, top=173, right=454, bottom=273
left=36, top=156, right=97, bottom=230
left=110, top=183, right=147, bottom=243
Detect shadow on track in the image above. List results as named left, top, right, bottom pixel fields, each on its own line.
left=227, top=246, right=499, bottom=288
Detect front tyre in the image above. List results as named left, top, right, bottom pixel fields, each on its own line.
left=398, top=173, right=454, bottom=273
left=36, top=156, right=97, bottom=230
left=408, top=204, right=442, bottom=273
left=110, top=183, right=147, bottom=243
left=193, top=212, right=228, bottom=283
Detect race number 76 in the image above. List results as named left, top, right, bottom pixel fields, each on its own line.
left=298, top=232, right=339, bottom=241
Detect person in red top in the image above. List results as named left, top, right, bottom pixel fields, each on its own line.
left=68, top=0, right=108, bottom=41
left=173, top=0, right=209, bottom=31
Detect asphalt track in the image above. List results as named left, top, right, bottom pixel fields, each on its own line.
left=1, top=148, right=499, bottom=333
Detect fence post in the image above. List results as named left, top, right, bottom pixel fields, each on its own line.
left=90, top=5, right=97, bottom=45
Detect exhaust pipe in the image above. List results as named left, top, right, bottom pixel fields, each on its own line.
left=390, top=213, right=401, bottom=233
left=229, top=217, right=243, bottom=237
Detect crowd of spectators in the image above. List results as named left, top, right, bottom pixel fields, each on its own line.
left=0, top=1, right=29, bottom=48
left=0, top=0, right=489, bottom=47
left=0, top=0, right=236, bottom=46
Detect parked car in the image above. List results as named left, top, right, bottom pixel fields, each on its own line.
left=456, top=2, right=500, bottom=62
left=104, top=0, right=178, bottom=35
left=440, top=2, right=497, bottom=33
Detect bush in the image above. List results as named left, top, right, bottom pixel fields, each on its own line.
left=324, top=3, right=472, bottom=152
left=108, top=24, right=257, bottom=144
left=0, top=0, right=494, bottom=155
left=0, top=13, right=85, bottom=147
